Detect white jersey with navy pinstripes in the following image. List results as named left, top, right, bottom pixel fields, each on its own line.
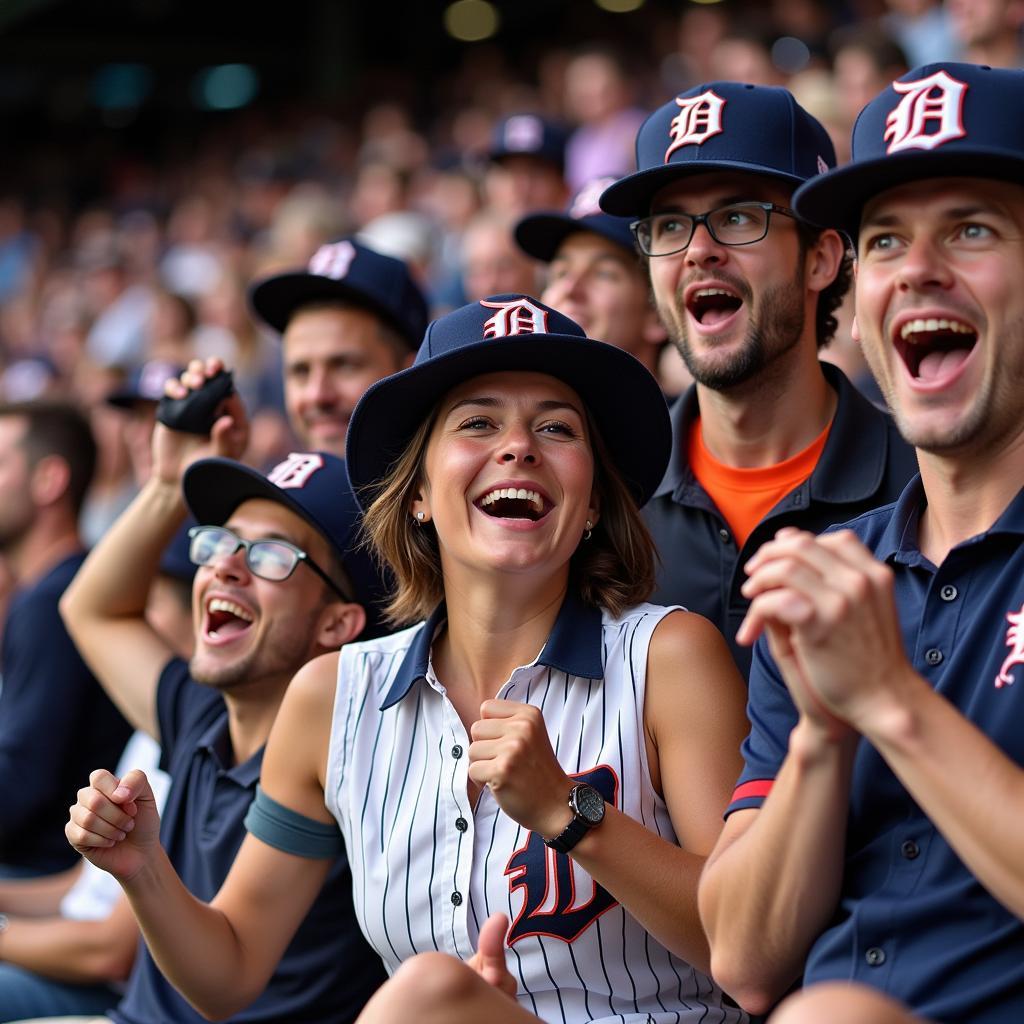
left=324, top=593, right=746, bottom=1024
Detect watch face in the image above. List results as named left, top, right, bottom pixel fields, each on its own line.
left=572, top=784, right=605, bottom=825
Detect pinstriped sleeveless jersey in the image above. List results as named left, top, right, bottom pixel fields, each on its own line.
left=324, top=593, right=746, bottom=1024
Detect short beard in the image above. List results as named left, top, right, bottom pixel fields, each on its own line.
left=661, top=267, right=807, bottom=393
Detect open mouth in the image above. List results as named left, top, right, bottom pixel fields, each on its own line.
left=204, top=597, right=255, bottom=640
left=895, top=317, right=976, bottom=383
left=686, top=286, right=743, bottom=328
left=476, top=487, right=551, bottom=522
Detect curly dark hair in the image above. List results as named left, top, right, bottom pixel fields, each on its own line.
left=795, top=222, right=853, bottom=350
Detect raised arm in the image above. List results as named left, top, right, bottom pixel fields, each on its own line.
left=65, top=651, right=339, bottom=1021
left=60, top=359, right=247, bottom=737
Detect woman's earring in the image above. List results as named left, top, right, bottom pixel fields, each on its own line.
left=583, top=519, right=593, bottom=541
left=415, top=511, right=426, bottom=523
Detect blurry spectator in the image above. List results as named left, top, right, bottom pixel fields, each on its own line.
left=947, top=0, right=1024, bottom=66
left=484, top=113, right=569, bottom=217
left=256, top=184, right=347, bottom=277
left=460, top=210, right=539, bottom=303
left=563, top=47, right=646, bottom=191
left=671, top=3, right=732, bottom=88
left=159, top=195, right=226, bottom=301
left=146, top=289, right=198, bottom=366
left=348, top=159, right=409, bottom=230
left=249, top=239, right=427, bottom=455
left=0, top=400, right=131, bottom=878
left=883, top=0, right=959, bottom=65
left=357, top=210, right=436, bottom=287
left=515, top=176, right=667, bottom=378
left=830, top=25, right=909, bottom=129
left=710, top=29, right=787, bottom=85
left=0, top=199, right=41, bottom=304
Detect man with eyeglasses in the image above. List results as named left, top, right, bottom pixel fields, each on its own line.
left=58, top=363, right=388, bottom=1024
left=600, top=82, right=918, bottom=677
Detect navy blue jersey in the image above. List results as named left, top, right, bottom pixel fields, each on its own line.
left=0, top=552, right=131, bottom=873
left=731, top=477, right=1024, bottom=1023
left=110, top=659, right=386, bottom=1024
left=644, top=365, right=918, bottom=679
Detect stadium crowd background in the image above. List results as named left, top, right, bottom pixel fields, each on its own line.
left=0, top=0, right=1014, bottom=551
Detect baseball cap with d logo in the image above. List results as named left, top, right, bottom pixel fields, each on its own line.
left=794, top=63, right=1024, bottom=239
left=345, top=295, right=670, bottom=509
left=600, top=81, right=836, bottom=218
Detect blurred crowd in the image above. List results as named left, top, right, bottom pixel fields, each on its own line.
left=0, top=0, right=1019, bottom=545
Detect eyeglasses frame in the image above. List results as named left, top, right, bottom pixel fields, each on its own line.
left=630, top=201, right=799, bottom=258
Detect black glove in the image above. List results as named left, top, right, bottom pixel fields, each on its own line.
left=155, top=369, right=235, bottom=436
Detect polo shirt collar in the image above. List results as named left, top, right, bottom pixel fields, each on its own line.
left=196, top=715, right=264, bottom=786
left=380, top=589, right=604, bottom=710
left=654, top=364, right=893, bottom=507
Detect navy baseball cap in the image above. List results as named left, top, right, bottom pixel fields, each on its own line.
left=183, top=451, right=389, bottom=639
left=248, top=238, right=429, bottom=349
left=346, top=295, right=670, bottom=509
left=514, top=177, right=636, bottom=262
left=489, top=114, right=568, bottom=171
left=159, top=518, right=198, bottom=583
left=794, top=63, right=1024, bottom=239
left=600, top=82, right=836, bottom=217
left=106, top=361, right=183, bottom=409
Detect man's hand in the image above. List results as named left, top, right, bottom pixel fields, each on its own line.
left=738, top=527, right=918, bottom=733
left=466, top=912, right=516, bottom=998
left=469, top=700, right=574, bottom=839
left=151, top=357, right=249, bottom=487
left=65, top=768, right=162, bottom=883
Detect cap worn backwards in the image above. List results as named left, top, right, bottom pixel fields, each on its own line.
left=794, top=62, right=1024, bottom=240
left=599, top=81, right=836, bottom=218
left=248, top=238, right=428, bottom=349
left=515, top=177, right=636, bottom=262
left=345, top=295, right=671, bottom=512
left=183, top=451, right=390, bottom=639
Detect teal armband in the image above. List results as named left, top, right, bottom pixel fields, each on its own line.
left=244, top=785, right=344, bottom=859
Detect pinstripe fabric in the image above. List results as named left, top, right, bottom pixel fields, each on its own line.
left=324, top=595, right=746, bottom=1024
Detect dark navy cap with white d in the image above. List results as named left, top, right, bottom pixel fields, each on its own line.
left=514, top=177, right=636, bottom=262
left=346, top=295, right=670, bottom=510
left=183, top=451, right=390, bottom=639
left=794, top=62, right=1024, bottom=239
left=249, top=238, right=429, bottom=349
left=489, top=113, right=568, bottom=171
left=600, top=81, right=836, bottom=218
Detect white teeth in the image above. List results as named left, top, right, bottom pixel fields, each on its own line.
left=208, top=598, right=254, bottom=623
left=480, top=488, right=544, bottom=512
left=695, top=288, right=734, bottom=298
left=899, top=317, right=973, bottom=341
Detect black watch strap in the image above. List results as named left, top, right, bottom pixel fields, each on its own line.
left=544, top=815, right=592, bottom=855
left=543, top=783, right=605, bottom=855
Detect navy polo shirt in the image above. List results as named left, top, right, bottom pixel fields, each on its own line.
left=0, top=552, right=131, bottom=874
left=111, top=660, right=386, bottom=1024
left=730, top=477, right=1024, bottom=1023
left=644, top=364, right=917, bottom=679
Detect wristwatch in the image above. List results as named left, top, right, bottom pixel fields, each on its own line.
left=543, top=783, right=606, bottom=854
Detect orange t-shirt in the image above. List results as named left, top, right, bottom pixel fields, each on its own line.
left=688, top=416, right=833, bottom=548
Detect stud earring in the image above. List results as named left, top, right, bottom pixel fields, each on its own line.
left=415, top=511, right=425, bottom=522
left=583, top=519, right=593, bottom=541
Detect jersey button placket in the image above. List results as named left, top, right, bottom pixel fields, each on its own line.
left=442, top=700, right=474, bottom=959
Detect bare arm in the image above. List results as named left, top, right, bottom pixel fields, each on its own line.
left=0, top=864, right=82, bottom=917
left=60, top=359, right=248, bottom=738
left=0, top=892, right=138, bottom=984
left=66, top=653, right=338, bottom=1021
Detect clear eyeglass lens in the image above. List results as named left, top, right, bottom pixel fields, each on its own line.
left=248, top=542, right=297, bottom=581
left=642, top=204, right=771, bottom=255
left=190, top=527, right=299, bottom=581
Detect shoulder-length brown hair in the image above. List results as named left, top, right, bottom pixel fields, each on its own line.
left=360, top=398, right=658, bottom=626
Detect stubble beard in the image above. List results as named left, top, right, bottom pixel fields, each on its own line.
left=189, top=621, right=317, bottom=692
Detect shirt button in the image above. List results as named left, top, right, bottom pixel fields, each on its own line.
left=455, top=817, right=468, bottom=833
left=451, top=891, right=463, bottom=906
left=451, top=744, right=463, bottom=759
left=718, top=527, right=731, bottom=543
left=901, top=840, right=920, bottom=860
left=925, top=648, right=943, bottom=666
left=939, top=584, right=958, bottom=602
left=865, top=946, right=886, bottom=967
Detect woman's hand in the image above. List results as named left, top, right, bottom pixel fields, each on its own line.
left=65, top=768, right=162, bottom=883
left=469, top=700, right=574, bottom=839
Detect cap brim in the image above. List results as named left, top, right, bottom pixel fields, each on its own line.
left=794, top=149, right=1024, bottom=239
left=346, top=335, right=670, bottom=510
left=249, top=273, right=416, bottom=346
left=105, top=392, right=154, bottom=409
left=183, top=459, right=340, bottom=562
left=600, top=162, right=806, bottom=217
left=514, top=214, right=633, bottom=262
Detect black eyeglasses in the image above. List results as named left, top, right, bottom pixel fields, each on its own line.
left=631, top=201, right=798, bottom=257
left=188, top=525, right=351, bottom=602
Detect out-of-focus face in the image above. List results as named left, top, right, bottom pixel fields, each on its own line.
left=484, top=156, right=568, bottom=218
left=541, top=232, right=663, bottom=369
left=948, top=0, right=1023, bottom=47
left=854, top=176, right=1024, bottom=458
left=283, top=305, right=408, bottom=456
left=0, top=416, right=33, bottom=553
left=413, top=371, right=597, bottom=587
left=461, top=220, right=540, bottom=303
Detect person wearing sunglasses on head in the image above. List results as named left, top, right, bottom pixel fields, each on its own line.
left=57, top=358, right=389, bottom=1024
left=600, top=83, right=918, bottom=680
